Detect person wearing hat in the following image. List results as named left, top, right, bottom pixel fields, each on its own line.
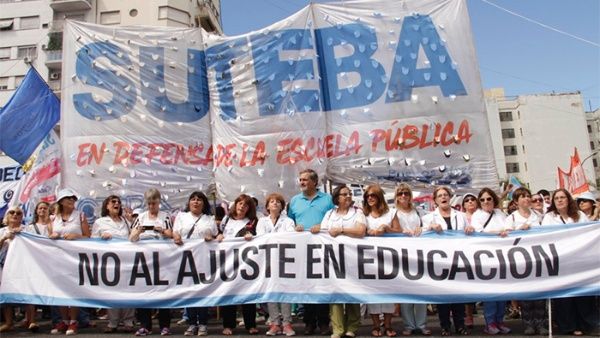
left=49, top=188, right=90, bottom=336
left=576, top=191, right=598, bottom=221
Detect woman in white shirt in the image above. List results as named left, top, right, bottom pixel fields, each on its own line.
left=362, top=184, right=396, bottom=337
left=257, top=193, right=296, bottom=337
left=217, top=194, right=259, bottom=336
left=322, top=185, right=366, bottom=338
left=91, top=195, right=134, bottom=333
left=542, top=189, right=596, bottom=336
left=26, top=201, right=52, bottom=237
left=173, top=191, right=217, bottom=337
left=505, top=188, right=542, bottom=233
left=468, top=188, right=511, bottom=335
left=129, top=188, right=173, bottom=337
left=49, top=188, right=90, bottom=336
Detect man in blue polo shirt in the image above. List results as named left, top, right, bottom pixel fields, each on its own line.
left=287, top=168, right=334, bottom=335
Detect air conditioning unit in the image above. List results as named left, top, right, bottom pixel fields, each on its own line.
left=50, top=72, right=60, bottom=80
left=23, top=56, right=32, bottom=64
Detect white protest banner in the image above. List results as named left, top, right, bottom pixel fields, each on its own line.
left=61, top=0, right=498, bottom=205
left=1, top=223, right=598, bottom=307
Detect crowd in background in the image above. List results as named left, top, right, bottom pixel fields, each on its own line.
left=0, top=168, right=599, bottom=337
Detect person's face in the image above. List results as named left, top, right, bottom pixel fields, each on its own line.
left=299, top=173, right=317, bottom=193
left=235, top=199, right=250, bottom=218
left=543, top=194, right=551, bottom=205
left=462, top=195, right=477, bottom=213
left=435, top=189, right=451, bottom=210
left=36, top=204, right=49, bottom=218
left=108, top=197, right=121, bottom=215
left=531, top=194, right=543, bottom=211
left=60, top=196, right=76, bottom=211
left=189, top=196, right=204, bottom=215
left=395, top=189, right=412, bottom=207
left=267, top=198, right=283, bottom=214
left=365, top=190, right=379, bottom=207
left=578, top=199, right=593, bottom=213
left=7, top=209, right=23, bottom=226
left=147, top=198, right=160, bottom=213
left=337, top=188, right=352, bottom=208
left=516, top=193, right=531, bottom=209
left=479, top=192, right=495, bottom=212
left=553, top=191, right=569, bottom=211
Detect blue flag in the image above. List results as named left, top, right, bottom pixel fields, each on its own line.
left=0, top=68, right=60, bottom=164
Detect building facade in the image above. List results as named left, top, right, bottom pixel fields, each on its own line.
left=585, top=108, right=600, bottom=187
left=485, top=88, right=595, bottom=192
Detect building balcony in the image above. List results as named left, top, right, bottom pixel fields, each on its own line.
left=45, top=49, right=63, bottom=68
left=49, top=0, right=92, bottom=12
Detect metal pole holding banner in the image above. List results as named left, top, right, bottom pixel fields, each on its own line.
left=547, top=298, right=552, bottom=338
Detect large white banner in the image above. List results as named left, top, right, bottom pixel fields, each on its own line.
left=62, top=0, right=497, bottom=205
left=1, top=223, right=598, bottom=307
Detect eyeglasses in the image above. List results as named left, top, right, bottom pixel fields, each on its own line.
left=396, top=191, right=411, bottom=197
left=463, top=197, right=476, bottom=203
left=110, top=199, right=121, bottom=204
left=8, top=210, right=23, bottom=216
left=479, top=197, right=493, bottom=202
left=578, top=199, right=592, bottom=203
left=531, top=198, right=543, bottom=203
left=365, top=193, right=377, bottom=199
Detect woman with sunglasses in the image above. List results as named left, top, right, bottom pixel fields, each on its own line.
left=576, top=191, right=598, bottom=221
left=362, top=184, right=396, bottom=337
left=467, top=188, right=511, bottom=335
left=459, top=193, right=478, bottom=329
left=49, top=188, right=90, bottom=336
left=173, top=191, right=217, bottom=337
left=389, top=183, right=432, bottom=336
left=321, top=185, right=366, bottom=338
left=129, top=188, right=173, bottom=336
left=530, top=194, right=545, bottom=214
left=217, top=193, right=259, bottom=336
left=422, top=187, right=469, bottom=336
left=91, top=195, right=134, bottom=333
left=0, top=206, right=39, bottom=333
left=542, top=189, right=597, bottom=336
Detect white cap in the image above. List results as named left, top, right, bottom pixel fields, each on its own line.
left=56, top=188, right=78, bottom=202
left=576, top=191, right=596, bottom=202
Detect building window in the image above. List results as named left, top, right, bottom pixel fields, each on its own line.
left=17, top=45, right=37, bottom=59
left=0, top=18, right=14, bottom=31
left=506, top=162, right=520, bottom=173
left=501, top=128, right=515, bottom=139
left=588, top=124, right=593, bottom=133
left=100, top=11, right=121, bottom=25
left=594, top=158, right=598, bottom=168
left=19, top=16, right=39, bottom=30
left=591, top=141, right=595, bottom=150
left=158, top=6, right=190, bottom=25
left=499, top=111, right=513, bottom=122
left=0, top=47, right=10, bottom=60
left=0, top=77, right=8, bottom=90
left=504, top=145, right=518, bottom=156
left=14, top=75, right=25, bottom=88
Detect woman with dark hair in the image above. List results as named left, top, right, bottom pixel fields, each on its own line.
left=467, top=188, right=510, bottom=335
left=504, top=187, right=542, bottom=232
left=49, top=188, right=90, bottom=335
left=530, top=193, right=545, bottom=214
left=217, top=194, right=259, bottom=336
left=129, top=188, right=173, bottom=336
left=26, top=201, right=53, bottom=237
left=542, top=189, right=597, bottom=336
left=576, top=191, right=597, bottom=221
left=362, top=184, right=396, bottom=337
left=321, top=185, right=366, bottom=338
left=173, top=191, right=217, bottom=336
left=257, top=193, right=296, bottom=337
left=91, top=195, right=134, bottom=333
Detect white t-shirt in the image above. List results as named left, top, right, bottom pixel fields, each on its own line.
left=173, top=212, right=217, bottom=239
left=395, top=208, right=422, bottom=232
left=471, top=208, right=507, bottom=233
left=26, top=222, right=51, bottom=237
left=422, top=208, right=468, bottom=231
left=220, top=217, right=253, bottom=239
left=365, top=209, right=395, bottom=231
left=92, top=216, right=130, bottom=239
left=132, top=210, right=172, bottom=240
left=52, top=210, right=84, bottom=236
left=541, top=210, right=589, bottom=226
left=505, top=209, right=543, bottom=230
left=256, top=214, right=295, bottom=235
left=0, top=226, right=25, bottom=280
left=321, top=207, right=366, bottom=230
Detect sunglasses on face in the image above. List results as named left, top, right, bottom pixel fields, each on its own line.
left=8, top=210, right=23, bottom=216
left=532, top=198, right=543, bottom=203
left=365, top=193, right=377, bottom=199
left=464, top=197, right=476, bottom=203
left=479, top=197, right=493, bottom=202
left=396, top=191, right=411, bottom=197
left=110, top=199, right=121, bottom=204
